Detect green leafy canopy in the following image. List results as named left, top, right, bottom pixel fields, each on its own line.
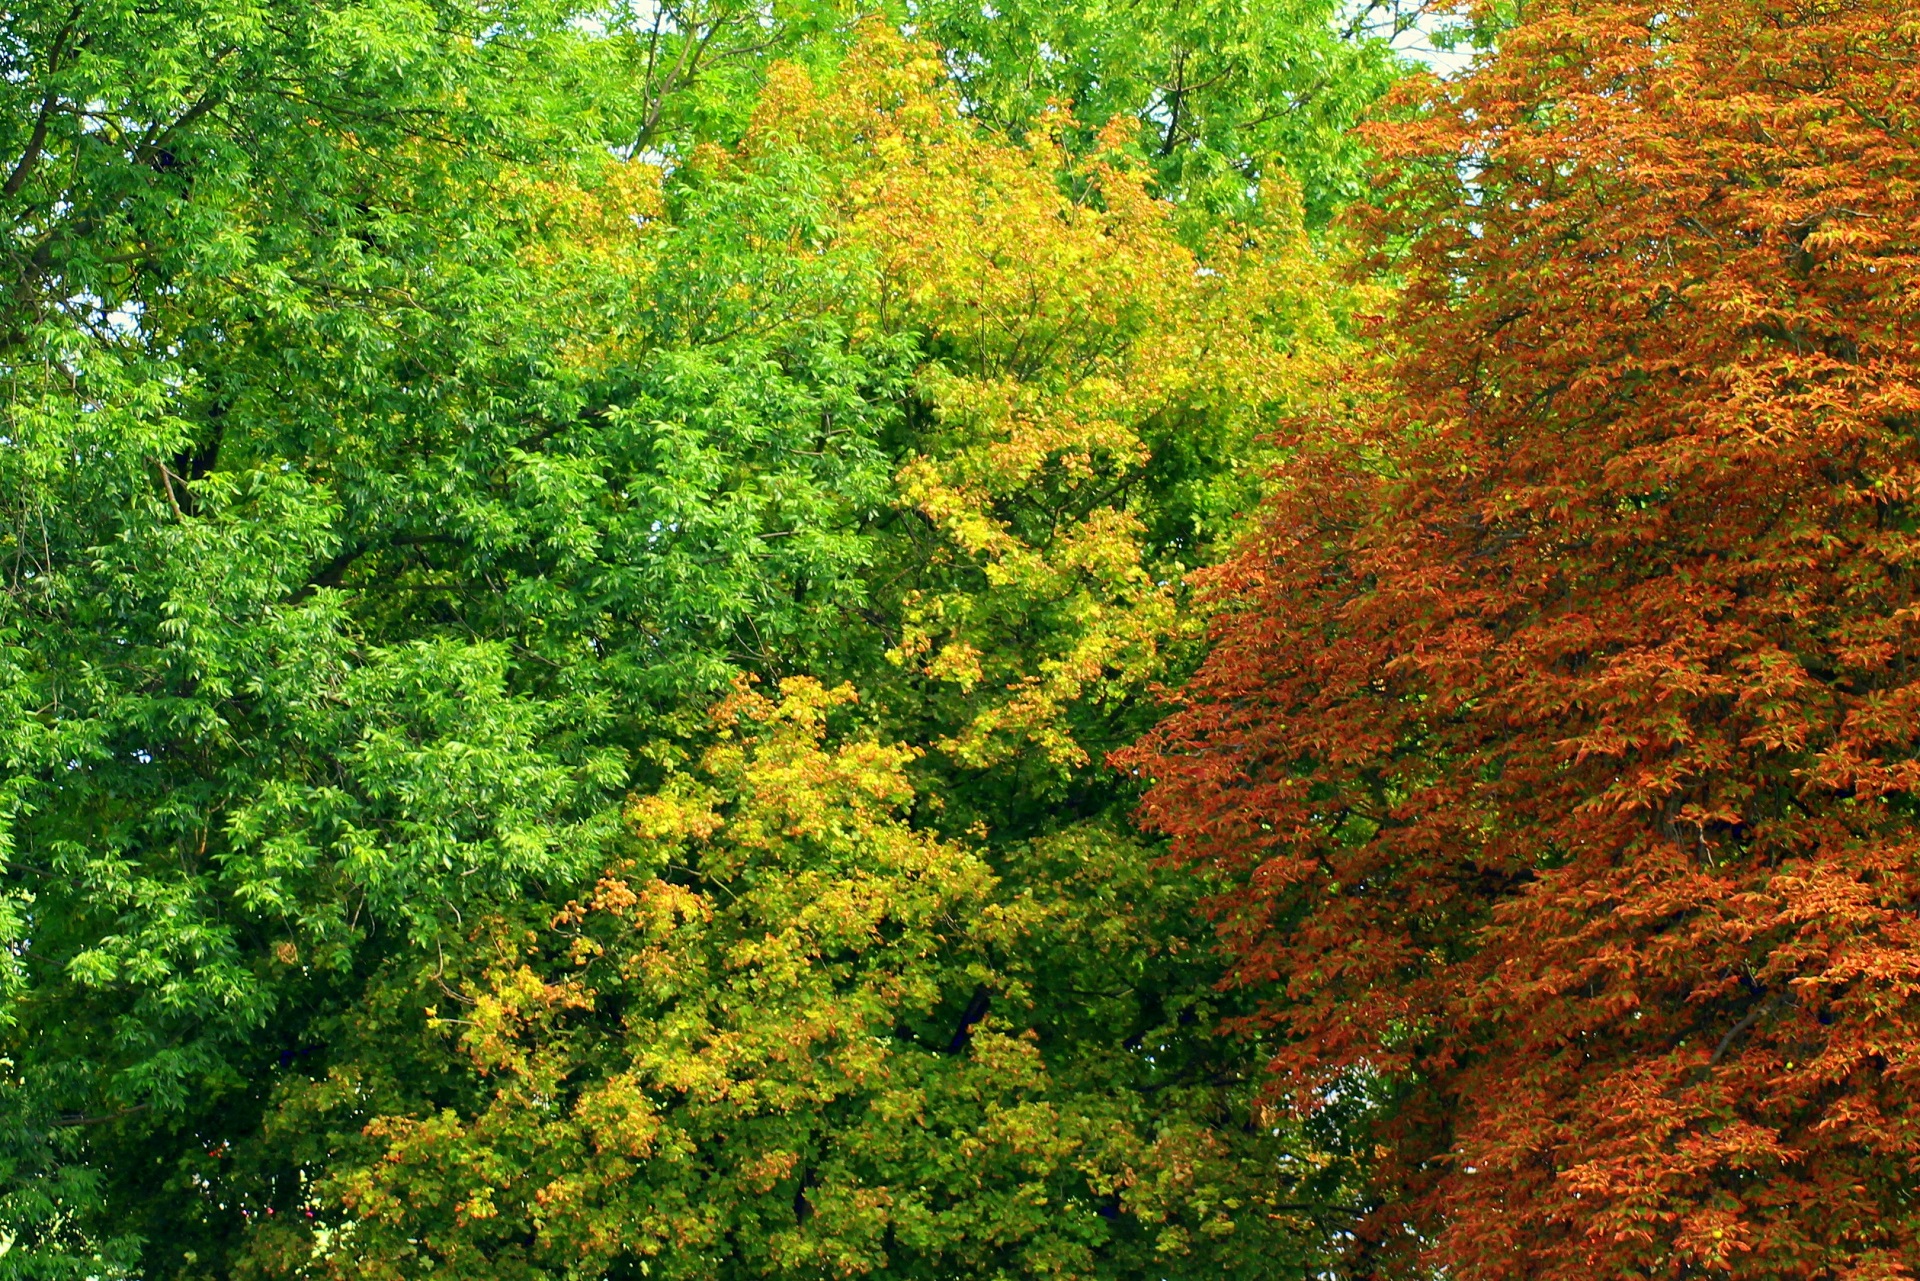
left=0, top=2, right=1402, bottom=1276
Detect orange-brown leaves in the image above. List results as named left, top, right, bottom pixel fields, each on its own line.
left=1128, top=0, right=1920, bottom=1275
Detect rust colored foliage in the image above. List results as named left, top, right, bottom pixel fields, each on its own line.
left=1126, top=0, right=1920, bottom=1274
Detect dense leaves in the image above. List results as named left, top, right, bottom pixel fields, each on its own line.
left=245, top=680, right=1359, bottom=1280
left=766, top=34, right=1348, bottom=820
left=0, top=5, right=635, bottom=1269
left=1, top=2, right=1388, bottom=1277
left=1129, top=0, right=1920, bottom=1274
left=907, top=0, right=1411, bottom=226
left=19, top=0, right=1907, bottom=1276
left=228, top=37, right=1370, bottom=1279
left=585, top=0, right=1409, bottom=226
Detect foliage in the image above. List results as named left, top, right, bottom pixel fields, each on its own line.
left=227, top=34, right=1368, bottom=1280
left=752, top=31, right=1348, bottom=825
left=0, top=5, right=625, bottom=1269
left=242, top=679, right=1359, bottom=1280
left=908, top=0, right=1411, bottom=228
left=0, top=3, right=903, bottom=1272
left=579, top=0, right=1409, bottom=227
left=1127, top=0, right=1920, bottom=1274
left=1, top=3, right=1376, bottom=1277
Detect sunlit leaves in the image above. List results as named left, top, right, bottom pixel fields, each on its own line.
left=269, top=681, right=1361, bottom=1280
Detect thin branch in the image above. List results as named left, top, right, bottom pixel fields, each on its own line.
left=1708, top=988, right=1792, bottom=1067
left=51, top=1104, right=150, bottom=1129
left=138, top=78, right=229, bottom=164
left=154, top=460, right=185, bottom=519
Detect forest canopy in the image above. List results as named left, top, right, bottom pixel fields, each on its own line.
left=2, top=1, right=1916, bottom=1278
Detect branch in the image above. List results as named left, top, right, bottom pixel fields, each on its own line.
left=285, top=532, right=464, bottom=604
left=154, top=460, right=185, bottom=519
left=3, top=93, right=62, bottom=201
left=1840, top=97, right=1918, bottom=148
left=945, top=984, right=992, bottom=1054
left=51, top=1104, right=150, bottom=1129
left=138, top=79, right=229, bottom=167
left=1708, top=988, right=1793, bottom=1067
left=634, top=10, right=726, bottom=153
left=1159, top=48, right=1187, bottom=158
left=1, top=4, right=87, bottom=201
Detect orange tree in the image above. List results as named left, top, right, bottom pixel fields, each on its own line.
left=1127, top=0, right=1920, bottom=1275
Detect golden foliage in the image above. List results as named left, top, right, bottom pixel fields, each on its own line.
left=759, top=26, right=1352, bottom=771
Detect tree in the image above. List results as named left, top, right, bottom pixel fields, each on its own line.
left=2, top=5, right=1384, bottom=1276
left=0, top=2, right=909, bottom=1272
left=229, top=32, right=1372, bottom=1279
left=1127, top=0, right=1920, bottom=1274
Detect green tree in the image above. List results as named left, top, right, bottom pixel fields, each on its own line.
left=228, top=37, right=1375, bottom=1279
left=0, top=3, right=908, bottom=1272
left=1, top=5, right=1395, bottom=1277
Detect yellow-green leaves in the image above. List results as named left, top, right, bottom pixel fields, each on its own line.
left=272, top=681, right=1360, bottom=1279
left=746, top=28, right=1354, bottom=781
left=288, top=681, right=1020, bottom=1277
left=4, top=11, right=1385, bottom=1277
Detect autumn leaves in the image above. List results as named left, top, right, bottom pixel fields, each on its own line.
left=1131, top=0, right=1920, bottom=1273
left=8, top=0, right=1914, bottom=1276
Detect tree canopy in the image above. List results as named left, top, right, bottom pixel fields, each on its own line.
left=1129, top=0, right=1920, bottom=1273
left=9, top=0, right=1916, bottom=1277
left=0, top=3, right=1389, bottom=1277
